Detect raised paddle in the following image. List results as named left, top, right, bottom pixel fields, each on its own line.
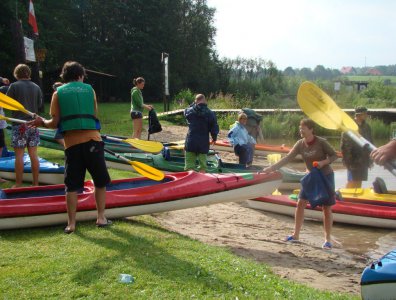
left=297, top=81, right=396, bottom=176
left=101, top=135, right=164, bottom=153
left=103, top=148, right=164, bottom=181
left=0, top=92, right=36, bottom=117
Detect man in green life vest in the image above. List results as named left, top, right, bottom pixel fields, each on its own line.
left=29, top=61, right=111, bottom=234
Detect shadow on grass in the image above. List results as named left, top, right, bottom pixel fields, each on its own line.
left=73, top=219, right=230, bottom=293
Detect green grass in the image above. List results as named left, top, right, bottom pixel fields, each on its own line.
left=0, top=217, right=357, bottom=299
left=0, top=103, right=361, bottom=299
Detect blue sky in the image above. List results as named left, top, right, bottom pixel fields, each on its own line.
left=207, top=0, right=396, bottom=70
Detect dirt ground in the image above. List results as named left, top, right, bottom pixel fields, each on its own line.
left=146, top=125, right=367, bottom=296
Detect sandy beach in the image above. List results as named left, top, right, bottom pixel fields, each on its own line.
left=148, top=124, right=378, bottom=295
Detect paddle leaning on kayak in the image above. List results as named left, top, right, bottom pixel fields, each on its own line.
left=28, top=61, right=111, bottom=234
left=263, top=118, right=338, bottom=250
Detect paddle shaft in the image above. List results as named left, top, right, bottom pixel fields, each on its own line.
left=0, top=115, right=26, bottom=124
left=103, top=148, right=164, bottom=181
left=344, top=131, right=396, bottom=176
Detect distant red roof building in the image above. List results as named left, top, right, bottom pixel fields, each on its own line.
left=366, top=68, right=382, bottom=75
left=340, top=66, right=356, bottom=74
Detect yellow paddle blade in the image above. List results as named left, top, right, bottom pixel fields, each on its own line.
left=0, top=92, right=34, bottom=116
left=298, top=81, right=350, bottom=131
left=340, top=109, right=359, bottom=132
left=122, top=138, right=164, bottom=153
left=103, top=148, right=165, bottom=181
left=128, top=160, right=165, bottom=181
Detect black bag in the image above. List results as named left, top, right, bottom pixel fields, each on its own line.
left=148, top=109, right=162, bottom=139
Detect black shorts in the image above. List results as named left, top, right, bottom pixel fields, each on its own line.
left=64, top=140, right=111, bottom=192
left=131, top=111, right=143, bottom=119
left=0, top=129, right=5, bottom=148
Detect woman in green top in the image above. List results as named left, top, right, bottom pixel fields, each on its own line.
left=130, top=77, right=153, bottom=139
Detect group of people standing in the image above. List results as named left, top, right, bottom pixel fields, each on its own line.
left=2, top=63, right=396, bottom=244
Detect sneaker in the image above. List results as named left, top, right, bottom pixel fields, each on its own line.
left=285, top=235, right=299, bottom=243
left=322, top=241, right=332, bottom=250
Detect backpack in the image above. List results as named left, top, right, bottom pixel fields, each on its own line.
left=148, top=109, right=162, bottom=140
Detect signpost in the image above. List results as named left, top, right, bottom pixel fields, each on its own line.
left=162, top=52, right=169, bottom=111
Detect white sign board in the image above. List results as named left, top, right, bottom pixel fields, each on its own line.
left=164, top=56, right=169, bottom=96
left=24, top=37, right=36, bottom=62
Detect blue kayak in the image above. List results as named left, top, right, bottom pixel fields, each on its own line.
left=361, top=249, right=396, bottom=299
left=0, top=150, right=64, bottom=185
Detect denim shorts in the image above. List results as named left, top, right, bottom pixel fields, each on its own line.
left=131, top=111, right=143, bottom=119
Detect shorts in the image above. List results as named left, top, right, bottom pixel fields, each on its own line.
left=347, top=168, right=368, bottom=181
left=299, top=172, right=336, bottom=206
left=131, top=111, right=143, bottom=119
left=11, top=124, right=40, bottom=148
left=64, top=140, right=111, bottom=192
left=0, top=129, right=5, bottom=148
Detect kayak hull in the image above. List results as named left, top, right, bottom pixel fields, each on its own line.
left=361, top=249, right=396, bottom=300
left=0, top=171, right=282, bottom=230
left=0, top=153, right=64, bottom=185
left=247, top=194, right=396, bottom=229
left=104, top=152, right=303, bottom=190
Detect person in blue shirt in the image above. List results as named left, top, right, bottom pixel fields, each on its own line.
left=228, top=113, right=256, bottom=167
left=184, top=94, right=219, bottom=173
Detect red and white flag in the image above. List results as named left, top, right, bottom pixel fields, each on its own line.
left=28, top=0, right=39, bottom=36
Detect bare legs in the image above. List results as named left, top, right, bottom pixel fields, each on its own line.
left=132, top=118, right=143, bottom=139
left=64, top=187, right=108, bottom=233
left=346, top=180, right=362, bottom=188
left=27, top=146, right=39, bottom=186
left=95, top=187, right=107, bottom=225
left=289, top=198, right=333, bottom=246
left=13, top=148, right=25, bottom=187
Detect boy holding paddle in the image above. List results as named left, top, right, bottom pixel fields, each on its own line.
left=29, top=61, right=111, bottom=234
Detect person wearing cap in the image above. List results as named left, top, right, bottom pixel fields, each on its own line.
left=340, top=106, right=373, bottom=188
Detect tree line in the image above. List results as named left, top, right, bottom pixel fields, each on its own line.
left=1, top=0, right=395, bottom=108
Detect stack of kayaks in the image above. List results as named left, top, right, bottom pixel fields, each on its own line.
left=0, top=171, right=282, bottom=230
left=212, top=139, right=343, bottom=161
left=0, top=149, right=64, bottom=185
left=247, top=191, right=396, bottom=229
left=104, top=151, right=305, bottom=190
left=361, top=249, right=396, bottom=300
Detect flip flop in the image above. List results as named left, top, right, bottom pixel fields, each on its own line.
left=64, top=226, right=74, bottom=234
left=96, top=220, right=113, bottom=228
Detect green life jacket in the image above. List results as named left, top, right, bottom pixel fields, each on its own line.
left=57, top=82, right=100, bottom=132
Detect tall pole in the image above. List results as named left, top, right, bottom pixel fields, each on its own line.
left=161, top=52, right=169, bottom=112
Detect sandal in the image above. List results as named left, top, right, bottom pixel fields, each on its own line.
left=96, top=219, right=113, bottom=228
left=285, top=235, right=299, bottom=243
left=63, top=226, right=74, bottom=234
left=322, top=241, right=332, bottom=250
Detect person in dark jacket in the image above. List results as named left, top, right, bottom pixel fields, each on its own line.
left=341, top=106, right=373, bottom=188
left=184, top=94, right=219, bottom=173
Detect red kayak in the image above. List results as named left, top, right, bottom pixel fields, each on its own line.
left=213, top=139, right=343, bottom=160
left=0, top=171, right=282, bottom=230
left=247, top=194, right=396, bottom=229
